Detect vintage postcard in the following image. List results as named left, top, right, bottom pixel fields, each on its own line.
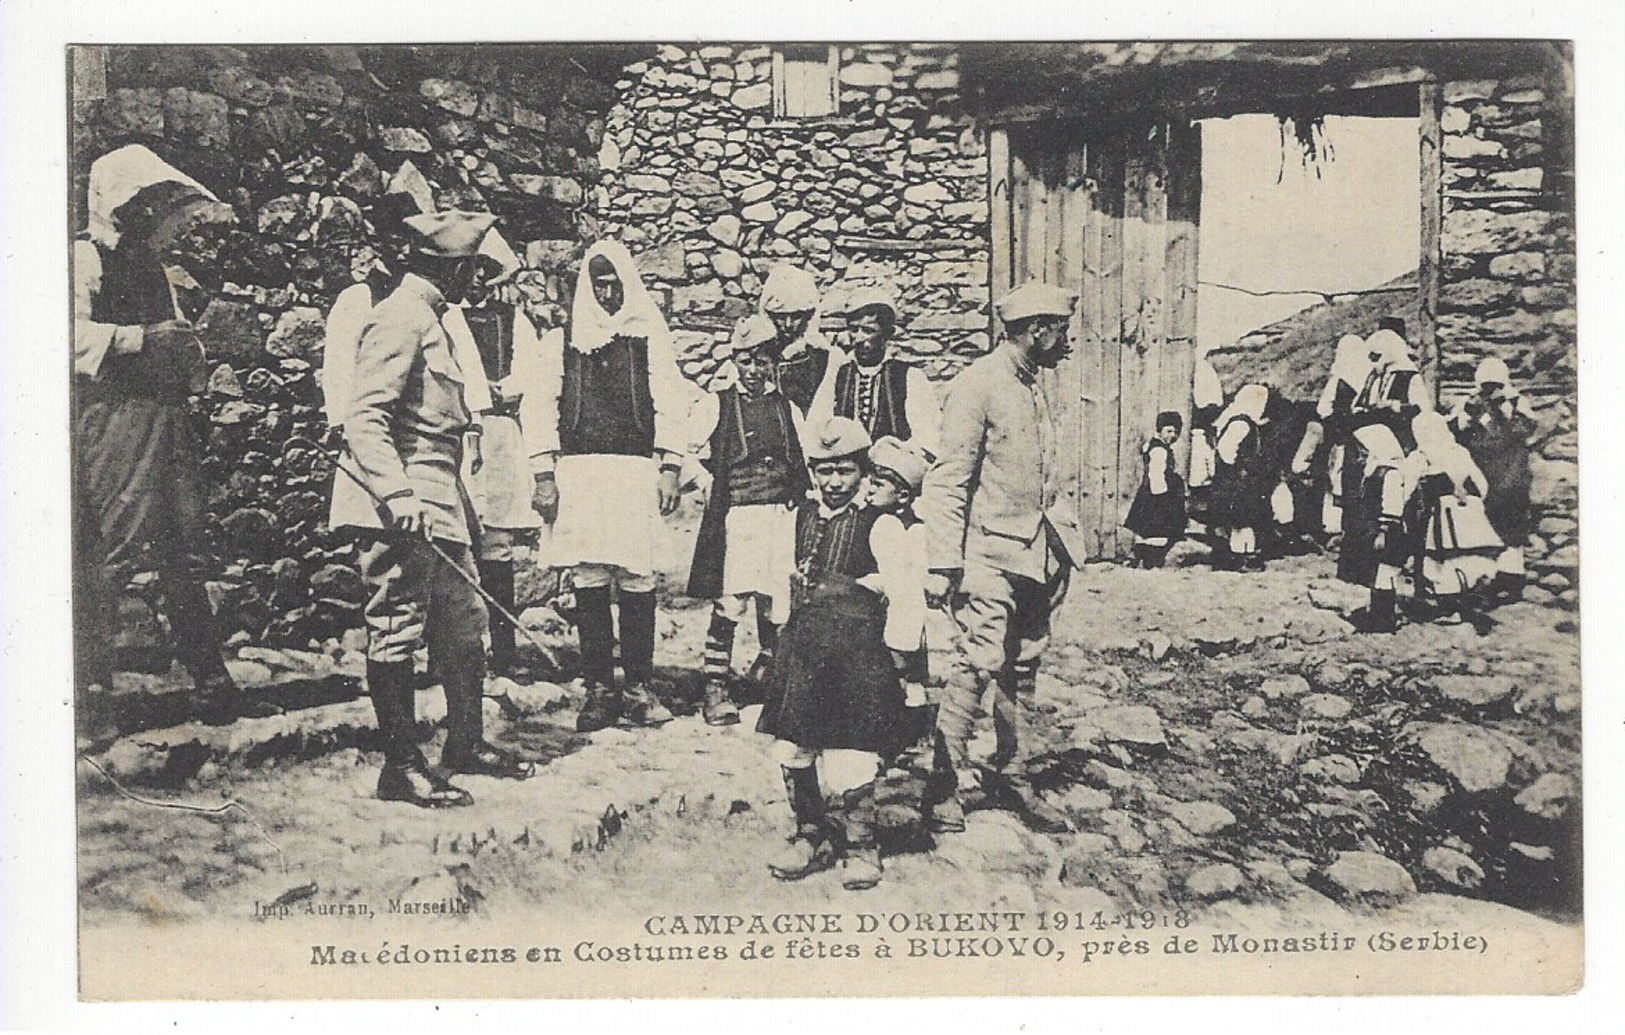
left=53, top=34, right=1583, bottom=1002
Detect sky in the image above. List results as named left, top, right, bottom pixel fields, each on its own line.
left=1196, top=114, right=1421, bottom=351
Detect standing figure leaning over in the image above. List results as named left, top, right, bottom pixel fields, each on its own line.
left=449, top=228, right=550, bottom=679
left=759, top=265, right=845, bottom=414
left=334, top=210, right=534, bottom=807
left=533, top=242, right=686, bottom=733
left=812, top=286, right=941, bottom=461
left=685, top=315, right=809, bottom=726
left=919, top=281, right=1087, bottom=835
left=73, top=144, right=278, bottom=737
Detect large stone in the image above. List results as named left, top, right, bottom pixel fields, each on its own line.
left=1185, top=863, right=1245, bottom=900
left=914, top=70, right=961, bottom=91
left=207, top=363, right=243, bottom=398
left=845, top=127, right=890, bottom=148
left=625, top=173, right=673, bottom=194
left=710, top=249, right=745, bottom=279
left=1093, top=705, right=1165, bottom=748
left=1164, top=800, right=1235, bottom=836
left=1431, top=673, right=1517, bottom=708
left=196, top=299, right=262, bottom=364
left=1423, top=846, right=1485, bottom=889
left=671, top=281, right=725, bottom=313
left=1487, top=251, right=1547, bottom=280
left=1323, top=851, right=1417, bottom=907
left=379, top=127, right=433, bottom=153
left=1443, top=134, right=1506, bottom=161
left=731, top=82, right=772, bottom=110
left=1299, top=693, right=1352, bottom=720
left=102, top=87, right=165, bottom=137
left=739, top=181, right=776, bottom=205
left=774, top=210, right=815, bottom=235
left=740, top=201, right=778, bottom=223
left=1260, top=673, right=1310, bottom=700
left=420, top=77, right=479, bottom=116
left=1300, top=753, right=1362, bottom=784
left=1514, top=772, right=1576, bottom=820
left=903, top=182, right=953, bottom=205
left=674, top=171, right=725, bottom=197
left=631, top=195, right=674, bottom=217
left=1410, top=723, right=1515, bottom=793
left=633, top=240, right=687, bottom=282
left=265, top=308, right=326, bottom=360
left=706, top=214, right=743, bottom=246
left=162, top=88, right=231, bottom=150
left=840, top=62, right=894, bottom=88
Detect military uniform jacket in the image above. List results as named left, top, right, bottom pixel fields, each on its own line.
left=920, top=342, right=1086, bottom=581
left=330, top=273, right=479, bottom=544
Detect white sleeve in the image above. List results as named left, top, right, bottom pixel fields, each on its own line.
left=73, top=241, right=145, bottom=379
left=647, top=324, right=690, bottom=461
left=1147, top=443, right=1170, bottom=494
left=320, top=284, right=373, bottom=425
left=681, top=391, right=722, bottom=493
left=442, top=305, right=492, bottom=418
left=1216, top=421, right=1249, bottom=465
left=904, top=365, right=942, bottom=461
left=530, top=327, right=566, bottom=473
left=870, top=513, right=927, bottom=654
left=510, top=310, right=549, bottom=468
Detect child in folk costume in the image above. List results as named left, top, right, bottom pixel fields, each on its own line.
left=757, top=418, right=915, bottom=891
left=1124, top=411, right=1188, bottom=568
left=1449, top=357, right=1537, bottom=600
left=685, top=315, right=809, bottom=726
left=1208, top=384, right=1274, bottom=570
left=1410, top=411, right=1503, bottom=631
left=532, top=241, right=688, bottom=732
left=449, top=227, right=551, bottom=679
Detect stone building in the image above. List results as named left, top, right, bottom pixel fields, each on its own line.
left=68, top=41, right=1577, bottom=651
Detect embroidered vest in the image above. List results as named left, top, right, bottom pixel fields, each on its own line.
left=834, top=358, right=913, bottom=442
left=558, top=333, right=655, bottom=457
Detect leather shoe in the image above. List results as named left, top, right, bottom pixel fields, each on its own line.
left=620, top=681, right=674, bottom=727
left=377, top=759, right=474, bottom=808
left=701, top=679, right=741, bottom=726
left=443, top=740, right=535, bottom=780
left=576, top=681, right=621, bottom=732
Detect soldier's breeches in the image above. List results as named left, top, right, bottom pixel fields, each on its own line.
left=359, top=534, right=488, bottom=665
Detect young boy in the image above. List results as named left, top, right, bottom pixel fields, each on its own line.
left=685, top=314, right=808, bottom=725
left=1124, top=410, right=1187, bottom=568
left=756, top=417, right=913, bottom=891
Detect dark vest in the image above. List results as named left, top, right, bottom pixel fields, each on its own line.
left=1353, top=367, right=1422, bottom=450
left=796, top=503, right=880, bottom=585
left=833, top=358, right=913, bottom=442
left=465, top=303, right=523, bottom=417
left=559, top=333, right=655, bottom=457
left=775, top=346, right=832, bottom=414
left=716, top=389, right=804, bottom=507
left=80, top=240, right=195, bottom=403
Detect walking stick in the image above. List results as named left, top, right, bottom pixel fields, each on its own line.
left=286, top=435, right=562, bottom=669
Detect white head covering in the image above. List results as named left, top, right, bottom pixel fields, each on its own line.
left=760, top=266, right=822, bottom=314
left=478, top=226, right=523, bottom=284
left=1317, top=333, right=1372, bottom=419
left=1218, top=383, right=1271, bottom=429
left=569, top=239, right=670, bottom=354
left=805, top=416, right=872, bottom=462
left=1474, top=356, right=1513, bottom=390
left=1365, top=328, right=1416, bottom=373
left=85, top=143, right=224, bottom=249
left=1353, top=424, right=1406, bottom=468
left=1193, top=353, right=1225, bottom=411
left=1411, top=409, right=1482, bottom=488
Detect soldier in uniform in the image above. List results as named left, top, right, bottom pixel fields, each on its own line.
left=758, top=265, right=845, bottom=414
left=811, top=285, right=941, bottom=461
left=919, top=280, right=1086, bottom=835
left=73, top=144, right=279, bottom=738
left=333, top=210, right=534, bottom=808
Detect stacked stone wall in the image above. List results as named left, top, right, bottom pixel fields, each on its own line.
left=597, top=43, right=991, bottom=388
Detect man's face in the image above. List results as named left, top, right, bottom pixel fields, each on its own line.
left=769, top=310, right=813, bottom=345
left=1031, top=316, right=1073, bottom=368
left=591, top=269, right=624, bottom=315
left=734, top=347, right=773, bottom=395
left=1157, top=423, right=1180, bottom=445
left=437, top=256, right=481, bottom=305
left=849, top=307, right=892, bottom=365
left=864, top=471, right=910, bottom=512
left=812, top=458, right=864, bottom=510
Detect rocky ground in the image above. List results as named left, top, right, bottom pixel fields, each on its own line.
left=77, top=536, right=1581, bottom=935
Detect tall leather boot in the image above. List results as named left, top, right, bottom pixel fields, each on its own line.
left=477, top=559, right=519, bottom=677
left=936, top=666, right=987, bottom=821
left=574, top=584, right=621, bottom=732
left=702, top=609, right=741, bottom=726
left=768, top=766, right=837, bottom=880
left=370, top=659, right=471, bottom=807
left=166, top=565, right=280, bottom=723
left=838, top=781, right=882, bottom=891
left=617, top=590, right=673, bottom=727
left=1354, top=586, right=1399, bottom=634
left=440, top=646, right=533, bottom=780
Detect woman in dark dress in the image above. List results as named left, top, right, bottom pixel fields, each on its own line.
left=1208, top=384, right=1274, bottom=570
left=1450, top=357, right=1537, bottom=599
left=1124, top=410, right=1187, bottom=568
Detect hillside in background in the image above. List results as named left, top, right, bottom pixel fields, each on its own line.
left=1205, top=272, right=1419, bottom=401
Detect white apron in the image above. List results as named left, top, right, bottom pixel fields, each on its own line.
left=551, top=454, right=661, bottom=576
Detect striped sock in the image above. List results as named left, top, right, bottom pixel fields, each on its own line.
left=705, top=611, right=736, bottom=679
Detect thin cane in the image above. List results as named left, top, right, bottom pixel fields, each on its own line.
left=286, top=435, right=561, bottom=663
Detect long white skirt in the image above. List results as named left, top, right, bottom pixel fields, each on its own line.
left=552, top=454, right=661, bottom=576
left=722, top=503, right=796, bottom=619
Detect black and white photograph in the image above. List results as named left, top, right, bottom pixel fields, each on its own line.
left=5, top=6, right=1612, bottom=1011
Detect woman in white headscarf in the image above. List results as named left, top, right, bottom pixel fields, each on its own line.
left=1290, top=332, right=1372, bottom=537
left=1352, top=326, right=1430, bottom=449
left=73, top=144, right=272, bottom=732
left=1449, top=356, right=1537, bottom=596
left=1409, top=411, right=1502, bottom=630
left=1208, top=384, right=1273, bottom=570
left=532, top=240, right=691, bottom=732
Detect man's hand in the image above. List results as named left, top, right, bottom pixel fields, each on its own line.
left=533, top=473, right=559, bottom=523
left=924, top=571, right=960, bottom=610
left=658, top=466, right=681, bottom=516
left=387, top=494, right=433, bottom=539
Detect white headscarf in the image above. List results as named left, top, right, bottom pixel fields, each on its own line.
left=1318, top=333, right=1371, bottom=419
left=569, top=240, right=671, bottom=354
left=1365, top=328, right=1416, bottom=373
left=1474, top=356, right=1513, bottom=391
left=85, top=143, right=221, bottom=249
left=1412, top=410, right=1484, bottom=491
left=1193, top=352, right=1225, bottom=411
left=760, top=266, right=822, bottom=315
left=1218, top=383, right=1271, bottom=430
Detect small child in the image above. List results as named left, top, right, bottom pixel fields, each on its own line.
left=1124, top=410, right=1187, bottom=568
left=756, top=417, right=913, bottom=891
left=684, top=314, right=807, bottom=726
left=1411, top=411, right=1502, bottom=632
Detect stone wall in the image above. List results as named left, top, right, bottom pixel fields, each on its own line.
left=595, top=44, right=990, bottom=388
left=73, top=44, right=635, bottom=649
left=1436, top=72, right=1577, bottom=605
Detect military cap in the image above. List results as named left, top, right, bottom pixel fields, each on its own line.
left=805, top=416, right=872, bottom=462
left=840, top=285, right=899, bottom=320
left=995, top=280, right=1078, bottom=323
left=403, top=210, right=499, bottom=258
